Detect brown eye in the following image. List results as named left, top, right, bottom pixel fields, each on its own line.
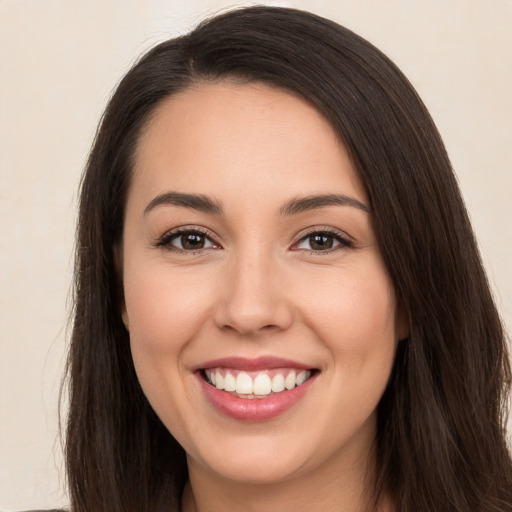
left=157, top=229, right=217, bottom=251
left=308, top=234, right=335, bottom=251
left=295, top=230, right=351, bottom=252
left=180, top=233, right=207, bottom=250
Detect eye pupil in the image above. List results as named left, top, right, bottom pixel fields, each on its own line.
left=181, top=233, right=205, bottom=250
left=310, top=234, right=333, bottom=250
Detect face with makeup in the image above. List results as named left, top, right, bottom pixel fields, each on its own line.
left=120, top=82, right=406, bottom=491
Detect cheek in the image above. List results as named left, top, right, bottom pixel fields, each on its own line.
left=122, top=261, right=218, bottom=419
left=295, top=261, right=398, bottom=441
left=123, top=264, right=217, bottom=439
left=297, top=259, right=398, bottom=366
left=124, top=264, right=215, bottom=352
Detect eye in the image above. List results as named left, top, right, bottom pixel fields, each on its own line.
left=294, top=230, right=352, bottom=252
left=156, top=228, right=219, bottom=252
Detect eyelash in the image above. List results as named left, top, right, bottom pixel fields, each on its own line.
left=154, top=226, right=353, bottom=255
left=154, top=227, right=219, bottom=254
left=292, top=228, right=353, bottom=254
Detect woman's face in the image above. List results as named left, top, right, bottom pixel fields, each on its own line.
left=121, top=82, right=406, bottom=485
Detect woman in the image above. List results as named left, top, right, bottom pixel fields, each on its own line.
left=63, top=5, right=512, bottom=512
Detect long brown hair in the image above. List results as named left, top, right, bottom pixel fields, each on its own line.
left=66, top=6, right=512, bottom=511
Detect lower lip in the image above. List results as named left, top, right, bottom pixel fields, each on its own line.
left=197, top=372, right=317, bottom=422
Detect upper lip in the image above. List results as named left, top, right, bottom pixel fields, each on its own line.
left=195, top=356, right=315, bottom=372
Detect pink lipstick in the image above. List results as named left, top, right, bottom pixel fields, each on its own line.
left=195, top=357, right=318, bottom=421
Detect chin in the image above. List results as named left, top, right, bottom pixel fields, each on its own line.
left=189, top=432, right=314, bottom=484
left=198, top=453, right=307, bottom=485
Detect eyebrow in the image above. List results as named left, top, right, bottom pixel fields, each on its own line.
left=144, top=191, right=369, bottom=217
left=280, top=194, right=370, bottom=215
left=144, top=192, right=223, bottom=215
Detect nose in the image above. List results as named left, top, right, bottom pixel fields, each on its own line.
left=213, top=247, right=293, bottom=336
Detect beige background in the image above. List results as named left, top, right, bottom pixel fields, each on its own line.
left=1, top=1, right=510, bottom=510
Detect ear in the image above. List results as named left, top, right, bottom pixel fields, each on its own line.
left=113, top=244, right=129, bottom=330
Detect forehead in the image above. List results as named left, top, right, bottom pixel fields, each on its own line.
left=130, top=81, right=367, bottom=209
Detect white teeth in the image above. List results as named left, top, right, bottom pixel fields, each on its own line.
left=271, top=374, right=285, bottom=392
left=205, top=369, right=312, bottom=397
left=235, top=371, right=253, bottom=394
left=253, top=373, right=272, bottom=395
left=224, top=372, right=236, bottom=392
left=285, top=371, right=296, bottom=390
left=215, top=370, right=224, bottom=390
left=296, top=370, right=308, bottom=385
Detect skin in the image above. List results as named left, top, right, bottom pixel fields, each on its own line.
left=120, top=82, right=407, bottom=512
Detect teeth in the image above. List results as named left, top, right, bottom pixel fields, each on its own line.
left=205, top=368, right=312, bottom=397
left=296, top=370, right=308, bottom=385
left=253, top=373, right=272, bottom=395
left=285, top=371, right=296, bottom=390
left=215, top=371, right=224, bottom=390
left=224, top=372, right=236, bottom=392
left=236, top=372, right=253, bottom=394
left=271, top=374, right=285, bottom=392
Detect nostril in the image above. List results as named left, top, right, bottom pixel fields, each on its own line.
left=213, top=288, right=294, bottom=335
left=218, top=321, right=283, bottom=336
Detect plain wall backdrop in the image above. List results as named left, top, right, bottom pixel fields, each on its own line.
left=1, top=0, right=511, bottom=509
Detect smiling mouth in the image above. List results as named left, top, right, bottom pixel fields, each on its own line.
left=201, top=368, right=317, bottom=399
